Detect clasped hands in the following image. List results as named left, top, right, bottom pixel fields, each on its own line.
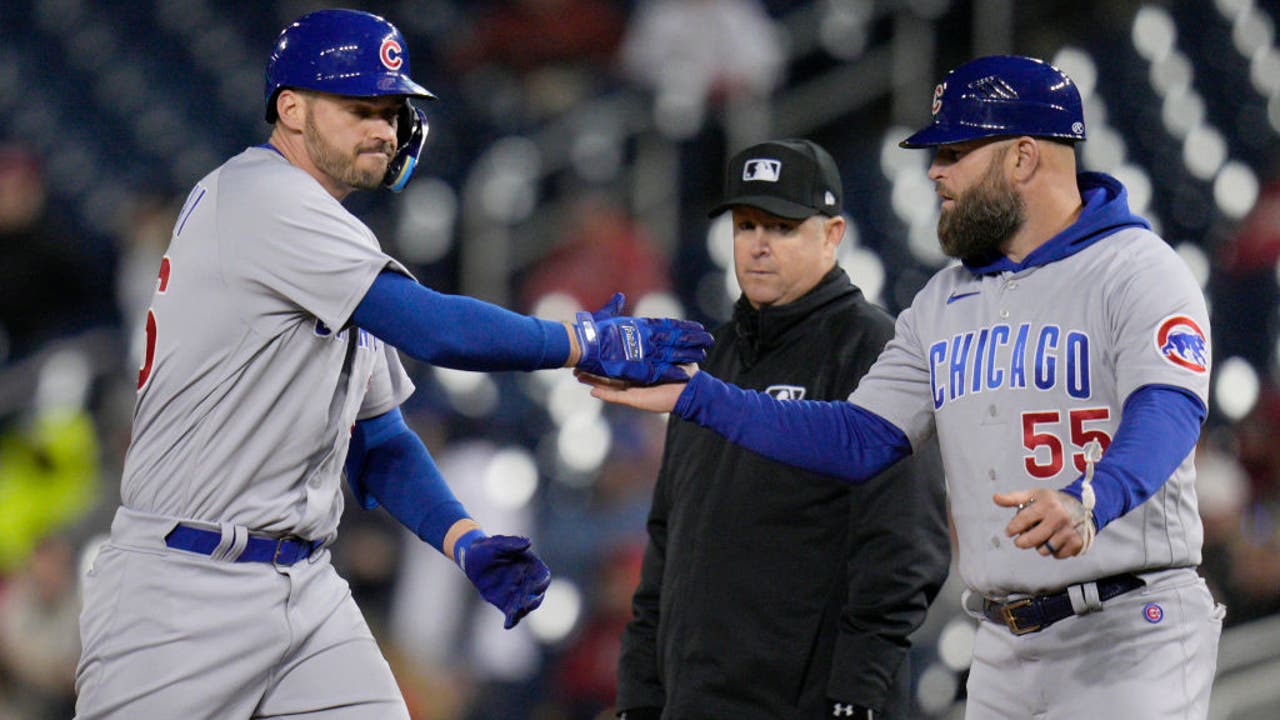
left=465, top=295, right=711, bottom=629
left=571, top=293, right=713, bottom=386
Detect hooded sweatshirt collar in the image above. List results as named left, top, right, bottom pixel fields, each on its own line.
left=962, top=171, right=1151, bottom=276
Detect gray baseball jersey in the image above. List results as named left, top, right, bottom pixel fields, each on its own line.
left=76, top=146, right=418, bottom=720
left=851, top=226, right=1210, bottom=599
left=122, top=145, right=413, bottom=542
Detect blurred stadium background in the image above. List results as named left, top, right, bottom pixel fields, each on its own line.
left=2, top=0, right=1280, bottom=718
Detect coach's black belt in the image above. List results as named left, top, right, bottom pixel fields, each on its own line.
left=982, top=573, right=1145, bottom=635
left=164, top=524, right=320, bottom=565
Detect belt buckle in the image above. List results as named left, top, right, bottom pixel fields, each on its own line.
left=1000, top=598, right=1040, bottom=635
left=272, top=537, right=291, bottom=565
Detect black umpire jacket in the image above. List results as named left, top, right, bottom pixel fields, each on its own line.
left=616, top=267, right=950, bottom=719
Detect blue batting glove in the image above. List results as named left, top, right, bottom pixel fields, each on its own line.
left=572, top=292, right=714, bottom=385
left=457, top=532, right=551, bottom=629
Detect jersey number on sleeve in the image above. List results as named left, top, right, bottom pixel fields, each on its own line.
left=1021, top=408, right=1112, bottom=479
left=137, top=256, right=172, bottom=390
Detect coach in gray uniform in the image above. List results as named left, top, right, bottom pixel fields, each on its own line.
left=586, top=56, right=1224, bottom=720
left=73, top=9, right=710, bottom=720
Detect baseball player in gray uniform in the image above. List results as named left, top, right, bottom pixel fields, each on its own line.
left=73, top=9, right=711, bottom=720
left=585, top=55, right=1224, bottom=719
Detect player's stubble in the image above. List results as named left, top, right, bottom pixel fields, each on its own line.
left=302, top=107, right=392, bottom=191
left=937, top=145, right=1026, bottom=265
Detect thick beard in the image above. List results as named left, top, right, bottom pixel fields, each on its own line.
left=937, top=157, right=1025, bottom=265
left=303, top=111, right=388, bottom=191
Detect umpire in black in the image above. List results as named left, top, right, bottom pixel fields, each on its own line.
left=615, top=139, right=950, bottom=720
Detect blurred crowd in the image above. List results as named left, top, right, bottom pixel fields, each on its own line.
left=2, top=1, right=1280, bottom=719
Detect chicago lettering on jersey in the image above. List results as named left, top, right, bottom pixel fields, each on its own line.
left=928, top=323, right=1091, bottom=409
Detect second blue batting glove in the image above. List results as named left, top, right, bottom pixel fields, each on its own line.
left=457, top=532, right=552, bottom=629
left=572, top=293, right=714, bottom=385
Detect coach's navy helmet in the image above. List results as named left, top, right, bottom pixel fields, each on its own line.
left=264, top=9, right=435, bottom=122
left=900, top=55, right=1085, bottom=148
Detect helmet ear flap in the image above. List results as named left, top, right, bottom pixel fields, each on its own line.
left=383, top=102, right=428, bottom=192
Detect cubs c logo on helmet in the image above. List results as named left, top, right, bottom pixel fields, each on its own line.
left=380, top=38, right=403, bottom=70
left=1154, top=314, right=1208, bottom=373
left=931, top=82, right=945, bottom=117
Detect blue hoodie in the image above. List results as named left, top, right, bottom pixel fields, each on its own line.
left=964, top=172, right=1152, bottom=275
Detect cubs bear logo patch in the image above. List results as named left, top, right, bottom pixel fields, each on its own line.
left=1154, top=314, right=1208, bottom=374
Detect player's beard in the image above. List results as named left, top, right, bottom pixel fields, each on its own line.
left=303, top=112, right=390, bottom=191
left=937, top=153, right=1025, bottom=265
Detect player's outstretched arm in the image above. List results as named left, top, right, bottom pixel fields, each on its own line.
left=586, top=370, right=912, bottom=484
left=352, top=272, right=712, bottom=384
left=345, top=407, right=550, bottom=628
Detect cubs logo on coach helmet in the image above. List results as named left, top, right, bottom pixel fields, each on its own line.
left=900, top=55, right=1085, bottom=148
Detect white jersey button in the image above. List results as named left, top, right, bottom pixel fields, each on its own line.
left=999, top=309, right=1010, bottom=318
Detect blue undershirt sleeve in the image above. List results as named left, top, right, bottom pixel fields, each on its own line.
left=1059, top=384, right=1205, bottom=530
left=352, top=270, right=570, bottom=370
left=343, top=407, right=469, bottom=554
left=672, top=371, right=912, bottom=483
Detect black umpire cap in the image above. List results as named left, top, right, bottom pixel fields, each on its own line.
left=708, top=138, right=843, bottom=220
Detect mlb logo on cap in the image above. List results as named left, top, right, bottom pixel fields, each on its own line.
left=743, top=159, right=782, bottom=182
left=709, top=138, right=843, bottom=220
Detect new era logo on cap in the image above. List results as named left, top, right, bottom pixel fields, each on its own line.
left=743, top=158, right=782, bottom=182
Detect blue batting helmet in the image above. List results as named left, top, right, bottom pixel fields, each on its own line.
left=899, top=55, right=1085, bottom=148
left=264, top=9, right=435, bottom=122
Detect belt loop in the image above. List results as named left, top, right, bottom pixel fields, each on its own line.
left=1084, top=580, right=1102, bottom=608
left=223, top=525, right=249, bottom=562
left=208, top=523, right=236, bottom=561
left=1067, top=581, right=1104, bottom=615
left=959, top=588, right=986, bottom=622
